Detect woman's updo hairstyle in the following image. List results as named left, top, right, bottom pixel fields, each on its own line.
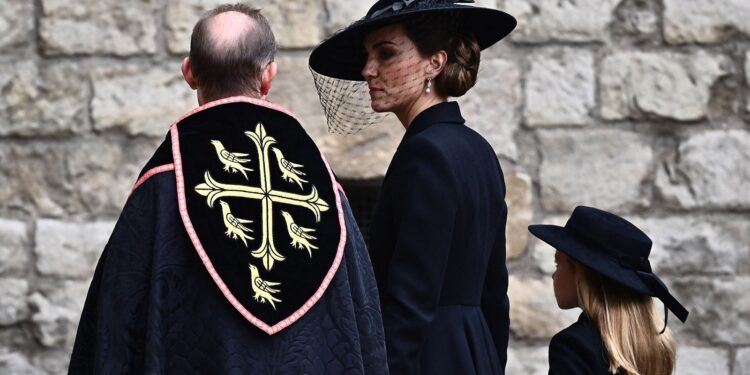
left=402, top=16, right=480, bottom=97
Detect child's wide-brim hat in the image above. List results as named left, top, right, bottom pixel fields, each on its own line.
left=309, top=0, right=517, bottom=81
left=528, top=206, right=689, bottom=325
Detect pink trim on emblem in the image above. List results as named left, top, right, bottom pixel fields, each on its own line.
left=169, top=97, right=347, bottom=335
left=130, top=164, right=175, bottom=196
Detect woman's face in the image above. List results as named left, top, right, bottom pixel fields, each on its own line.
left=553, top=250, right=579, bottom=309
left=362, top=24, right=430, bottom=113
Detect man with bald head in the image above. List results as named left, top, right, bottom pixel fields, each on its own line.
left=69, top=4, right=387, bottom=374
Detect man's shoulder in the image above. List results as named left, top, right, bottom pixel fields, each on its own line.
left=138, top=135, right=174, bottom=179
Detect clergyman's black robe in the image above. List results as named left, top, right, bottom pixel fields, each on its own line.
left=68, top=97, right=387, bottom=374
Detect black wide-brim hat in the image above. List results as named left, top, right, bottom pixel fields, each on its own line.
left=529, top=206, right=689, bottom=326
left=309, top=0, right=517, bottom=81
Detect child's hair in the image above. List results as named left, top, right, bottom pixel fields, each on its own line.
left=575, top=264, right=676, bottom=375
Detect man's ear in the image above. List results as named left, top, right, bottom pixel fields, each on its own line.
left=182, top=57, right=198, bottom=90
left=259, top=62, right=277, bottom=98
left=426, top=50, right=447, bottom=77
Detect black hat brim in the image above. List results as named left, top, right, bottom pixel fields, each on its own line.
left=529, top=224, right=653, bottom=296
left=309, top=5, right=516, bottom=81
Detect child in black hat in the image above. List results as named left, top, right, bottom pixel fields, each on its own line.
left=529, top=206, right=689, bottom=375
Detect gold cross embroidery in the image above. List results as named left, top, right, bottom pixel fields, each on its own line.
left=195, top=123, right=330, bottom=271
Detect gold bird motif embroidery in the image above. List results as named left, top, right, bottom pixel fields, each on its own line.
left=271, top=147, right=308, bottom=189
left=249, top=264, right=282, bottom=310
left=280, top=211, right=318, bottom=257
left=219, top=200, right=254, bottom=247
left=211, top=140, right=253, bottom=179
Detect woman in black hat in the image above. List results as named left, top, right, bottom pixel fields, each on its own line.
left=310, top=1, right=516, bottom=373
left=529, top=206, right=689, bottom=375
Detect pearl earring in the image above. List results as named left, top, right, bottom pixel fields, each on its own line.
left=426, top=77, right=432, bottom=93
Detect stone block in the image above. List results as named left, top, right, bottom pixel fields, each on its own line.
left=501, top=0, right=620, bottom=42
left=664, top=0, right=750, bottom=44
left=538, top=129, right=653, bottom=212
left=458, top=58, right=521, bottom=160
left=675, top=347, right=730, bottom=375
left=164, top=0, right=223, bottom=53
left=0, top=352, right=44, bottom=375
left=656, top=130, right=750, bottom=209
left=600, top=51, right=731, bottom=121
left=669, top=276, right=750, bottom=345
left=35, top=219, right=114, bottom=279
left=39, top=0, right=157, bottom=56
left=0, top=278, right=29, bottom=326
left=508, top=275, right=580, bottom=338
left=632, top=217, right=750, bottom=275
left=29, top=280, right=89, bottom=349
left=0, top=219, right=28, bottom=275
left=0, top=1, right=33, bottom=50
left=524, top=48, right=594, bottom=126
left=736, top=347, right=750, bottom=375
left=506, top=344, right=548, bottom=375
left=506, top=172, right=532, bottom=259
left=92, top=64, right=195, bottom=137
left=611, top=0, right=659, bottom=39
left=0, top=62, right=89, bottom=137
left=324, top=0, right=371, bottom=33
left=0, top=140, right=157, bottom=216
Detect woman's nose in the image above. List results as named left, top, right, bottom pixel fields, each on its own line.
left=362, top=59, right=377, bottom=79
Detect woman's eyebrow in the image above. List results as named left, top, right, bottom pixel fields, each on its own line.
left=372, top=40, right=398, bottom=48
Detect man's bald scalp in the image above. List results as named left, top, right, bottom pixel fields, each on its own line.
left=190, top=4, right=276, bottom=101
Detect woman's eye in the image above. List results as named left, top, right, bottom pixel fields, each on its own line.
left=379, top=50, right=395, bottom=60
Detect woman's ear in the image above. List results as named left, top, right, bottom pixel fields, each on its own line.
left=426, top=50, right=447, bottom=77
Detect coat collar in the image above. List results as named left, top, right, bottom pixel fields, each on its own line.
left=403, top=101, right=465, bottom=140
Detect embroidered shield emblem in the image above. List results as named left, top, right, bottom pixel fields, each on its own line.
left=172, top=99, right=344, bottom=334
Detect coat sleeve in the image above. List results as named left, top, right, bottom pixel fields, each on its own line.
left=380, top=138, right=458, bottom=374
left=481, top=194, right=509, bottom=369
left=548, top=331, right=600, bottom=375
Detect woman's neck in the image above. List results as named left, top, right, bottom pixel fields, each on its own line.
left=396, top=95, right=447, bottom=129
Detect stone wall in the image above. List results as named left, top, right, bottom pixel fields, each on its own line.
left=0, top=0, right=748, bottom=373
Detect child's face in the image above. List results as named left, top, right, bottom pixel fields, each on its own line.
left=552, top=250, right=579, bottom=309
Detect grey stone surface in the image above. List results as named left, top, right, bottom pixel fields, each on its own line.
left=0, top=219, right=28, bottom=275
left=612, top=0, right=659, bottom=38
left=502, top=0, right=620, bottom=42
left=324, top=0, right=371, bottom=33
left=0, top=352, right=44, bottom=375
left=458, top=58, right=521, bottom=160
left=524, top=48, right=595, bottom=126
left=664, top=0, right=750, bottom=44
left=39, top=0, right=158, bottom=56
left=669, top=277, right=750, bottom=345
left=539, top=129, right=654, bottom=212
left=656, top=130, right=750, bottom=209
left=675, top=347, right=730, bottom=375
left=508, top=275, right=580, bottom=338
left=0, top=62, right=89, bottom=137
left=35, top=219, right=114, bottom=279
left=0, top=1, right=33, bottom=50
left=736, top=347, right=750, bottom=375
left=600, top=51, right=731, bottom=121
left=92, top=64, right=195, bottom=137
left=506, top=344, right=548, bottom=375
left=0, top=278, right=29, bottom=326
left=29, top=280, right=89, bottom=349
left=506, top=172, right=533, bottom=259
left=633, top=217, right=750, bottom=275
left=747, top=51, right=750, bottom=114
left=164, top=0, right=223, bottom=54
left=0, top=140, right=156, bottom=216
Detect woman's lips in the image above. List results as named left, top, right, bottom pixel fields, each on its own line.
left=369, top=87, right=383, bottom=94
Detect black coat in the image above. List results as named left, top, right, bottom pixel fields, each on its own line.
left=369, top=102, right=509, bottom=374
left=69, top=101, right=388, bottom=374
left=549, top=313, right=614, bottom=375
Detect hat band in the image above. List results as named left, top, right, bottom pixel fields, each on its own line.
left=617, top=255, right=652, bottom=273
left=369, top=0, right=476, bottom=19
